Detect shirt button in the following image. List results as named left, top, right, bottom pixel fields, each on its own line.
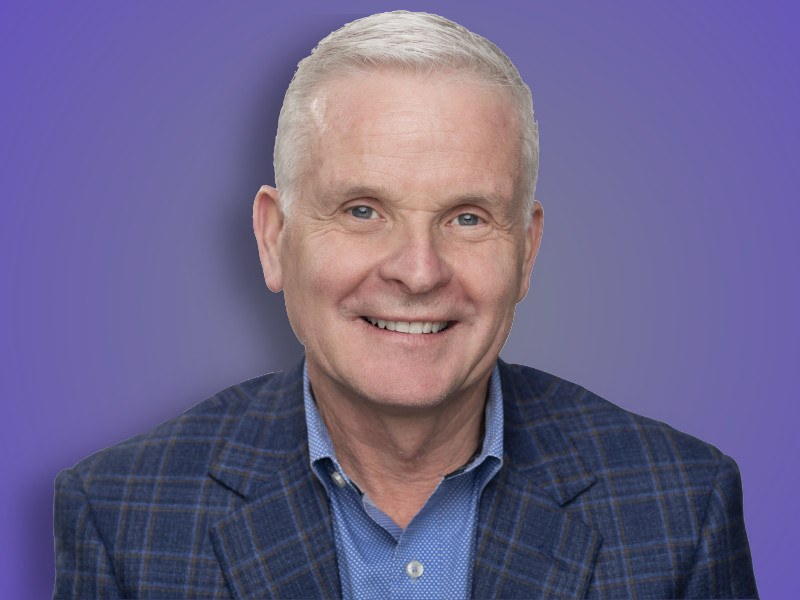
left=330, top=471, right=346, bottom=488
left=405, top=560, right=424, bottom=579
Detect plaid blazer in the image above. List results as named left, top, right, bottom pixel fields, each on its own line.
left=53, top=360, right=757, bottom=598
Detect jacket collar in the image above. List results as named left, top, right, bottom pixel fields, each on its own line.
left=498, top=358, right=597, bottom=504
left=207, top=361, right=341, bottom=599
left=208, top=361, right=308, bottom=497
left=471, top=359, right=601, bottom=598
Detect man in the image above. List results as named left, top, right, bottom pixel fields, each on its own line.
left=53, top=11, right=757, bottom=599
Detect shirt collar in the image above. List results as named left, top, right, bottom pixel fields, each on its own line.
left=303, top=360, right=504, bottom=479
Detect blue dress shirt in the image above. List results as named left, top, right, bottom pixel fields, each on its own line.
left=303, top=362, right=504, bottom=600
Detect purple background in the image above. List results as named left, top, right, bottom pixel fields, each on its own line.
left=2, top=1, right=797, bottom=597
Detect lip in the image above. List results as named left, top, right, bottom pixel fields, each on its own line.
left=358, top=316, right=457, bottom=341
left=361, top=314, right=454, bottom=323
left=362, top=316, right=451, bottom=334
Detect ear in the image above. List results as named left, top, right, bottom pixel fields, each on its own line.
left=252, top=185, right=285, bottom=292
left=517, top=199, right=544, bottom=302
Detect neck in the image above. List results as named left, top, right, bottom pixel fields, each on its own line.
left=310, top=368, right=490, bottom=528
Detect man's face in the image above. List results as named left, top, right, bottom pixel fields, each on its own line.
left=259, top=70, right=542, bottom=410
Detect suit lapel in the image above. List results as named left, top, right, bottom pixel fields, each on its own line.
left=207, top=364, right=341, bottom=599
left=472, top=361, right=603, bottom=598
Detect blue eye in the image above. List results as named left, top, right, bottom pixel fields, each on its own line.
left=350, top=206, right=376, bottom=219
left=455, top=213, right=481, bottom=226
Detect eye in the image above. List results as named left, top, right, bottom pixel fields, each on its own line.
left=453, top=213, right=482, bottom=226
left=349, top=205, right=378, bottom=220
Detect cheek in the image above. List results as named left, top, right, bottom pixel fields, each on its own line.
left=456, top=243, right=523, bottom=312
left=282, top=237, right=374, bottom=323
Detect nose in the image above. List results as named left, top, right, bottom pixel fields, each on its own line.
left=378, top=226, right=453, bottom=294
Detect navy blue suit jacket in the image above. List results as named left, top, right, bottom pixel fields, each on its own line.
left=54, top=360, right=757, bottom=598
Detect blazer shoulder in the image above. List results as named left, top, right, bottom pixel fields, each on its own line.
left=499, top=360, right=731, bottom=473
left=497, top=361, right=756, bottom=597
left=60, top=365, right=303, bottom=486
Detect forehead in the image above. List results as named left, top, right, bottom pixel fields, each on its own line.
left=305, top=70, right=522, bottom=204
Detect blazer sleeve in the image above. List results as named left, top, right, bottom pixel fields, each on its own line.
left=680, top=454, right=758, bottom=599
left=53, top=468, right=123, bottom=599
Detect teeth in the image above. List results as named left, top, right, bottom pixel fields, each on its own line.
left=366, top=317, right=449, bottom=334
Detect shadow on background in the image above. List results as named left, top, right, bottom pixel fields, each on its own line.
left=221, top=14, right=350, bottom=372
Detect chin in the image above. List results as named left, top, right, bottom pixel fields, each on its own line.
left=344, top=370, right=456, bottom=410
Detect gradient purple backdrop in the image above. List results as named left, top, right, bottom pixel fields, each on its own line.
left=2, top=2, right=797, bottom=597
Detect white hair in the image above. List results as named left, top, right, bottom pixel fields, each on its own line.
left=274, top=11, right=539, bottom=225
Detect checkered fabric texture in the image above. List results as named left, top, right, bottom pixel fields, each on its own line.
left=53, top=359, right=758, bottom=598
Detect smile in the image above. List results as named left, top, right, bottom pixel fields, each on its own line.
left=363, top=316, right=450, bottom=334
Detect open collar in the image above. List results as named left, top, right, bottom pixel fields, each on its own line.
left=206, top=358, right=602, bottom=598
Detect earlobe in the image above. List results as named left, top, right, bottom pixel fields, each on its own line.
left=517, top=200, right=544, bottom=302
left=252, top=185, right=285, bottom=292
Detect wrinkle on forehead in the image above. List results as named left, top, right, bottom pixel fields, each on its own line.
left=302, top=71, right=524, bottom=216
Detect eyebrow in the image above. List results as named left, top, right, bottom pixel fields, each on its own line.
left=332, top=184, right=388, bottom=201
